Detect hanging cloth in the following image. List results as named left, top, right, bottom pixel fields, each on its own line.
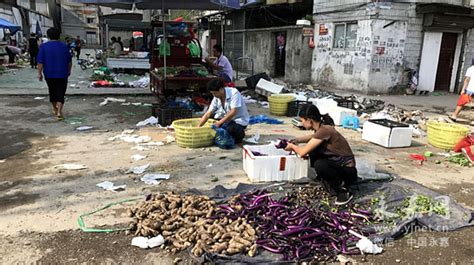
left=159, top=40, right=171, bottom=57
left=187, top=40, right=201, bottom=58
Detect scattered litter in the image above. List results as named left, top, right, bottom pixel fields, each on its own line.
left=131, top=235, right=164, bottom=249
left=140, top=141, right=165, bottom=146
left=140, top=173, right=170, bottom=185
left=132, top=145, right=149, bottom=151
left=123, top=111, right=137, bottom=117
left=423, top=151, right=433, bottom=157
left=244, top=132, right=260, bottom=144
left=356, top=237, right=383, bottom=255
left=165, top=135, right=175, bottom=143
left=96, top=181, right=126, bottom=192
left=128, top=164, right=150, bottom=174
left=34, top=97, right=45, bottom=100
left=0, top=159, right=5, bottom=163
left=64, top=117, right=85, bottom=125
left=76, top=126, right=93, bottom=131
left=410, top=154, right=427, bottom=166
left=136, top=116, right=159, bottom=127
left=99, top=97, right=126, bottom=106
left=132, top=154, right=147, bottom=161
left=128, top=76, right=150, bottom=88
left=54, top=164, right=87, bottom=170
left=70, top=84, right=77, bottom=87
left=207, top=163, right=213, bottom=168
left=211, top=176, right=219, bottom=182
left=109, top=130, right=152, bottom=144
left=356, top=160, right=392, bottom=181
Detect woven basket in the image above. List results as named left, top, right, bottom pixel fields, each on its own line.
left=269, top=94, right=295, bottom=116
left=172, top=118, right=216, bottom=148
left=427, top=121, right=469, bottom=150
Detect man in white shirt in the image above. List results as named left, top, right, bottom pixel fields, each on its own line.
left=450, top=64, right=474, bottom=125
left=110, top=37, right=122, bottom=56
left=198, top=79, right=250, bottom=143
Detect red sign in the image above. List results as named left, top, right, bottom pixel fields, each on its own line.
left=319, top=24, right=328, bottom=35
left=302, top=28, right=314, bottom=37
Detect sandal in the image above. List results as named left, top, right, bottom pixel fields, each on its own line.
left=57, top=115, right=64, bottom=121
left=448, top=116, right=457, bottom=122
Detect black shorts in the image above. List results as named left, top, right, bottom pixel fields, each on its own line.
left=45, top=78, right=68, bottom=103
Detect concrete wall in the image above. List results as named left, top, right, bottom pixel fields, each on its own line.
left=285, top=28, right=313, bottom=83
left=368, top=20, right=408, bottom=93
left=311, top=20, right=372, bottom=92
left=244, top=30, right=274, bottom=76
left=241, top=26, right=312, bottom=83
left=460, top=29, right=474, bottom=82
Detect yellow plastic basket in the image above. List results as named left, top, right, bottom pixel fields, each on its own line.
left=172, top=118, right=216, bottom=148
left=427, top=121, right=469, bottom=150
left=269, top=94, right=295, bottom=116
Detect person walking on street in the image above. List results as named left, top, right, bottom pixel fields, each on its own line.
left=75, top=36, right=82, bottom=60
left=37, top=28, right=72, bottom=121
left=449, top=62, right=474, bottom=125
left=28, top=33, right=39, bottom=68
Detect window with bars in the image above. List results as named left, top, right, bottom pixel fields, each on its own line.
left=333, top=22, right=358, bottom=49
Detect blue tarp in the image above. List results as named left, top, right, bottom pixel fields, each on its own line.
left=0, top=18, right=21, bottom=34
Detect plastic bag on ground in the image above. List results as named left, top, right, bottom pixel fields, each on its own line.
left=213, top=125, right=235, bottom=149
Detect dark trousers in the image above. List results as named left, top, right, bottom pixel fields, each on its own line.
left=312, top=159, right=358, bottom=195
left=223, top=121, right=246, bottom=144
left=45, top=78, right=68, bottom=103
left=29, top=51, right=38, bottom=67
left=6, top=48, right=15, bottom=63
left=75, top=48, right=81, bottom=59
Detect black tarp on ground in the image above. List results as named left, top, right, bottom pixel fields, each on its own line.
left=187, top=177, right=474, bottom=263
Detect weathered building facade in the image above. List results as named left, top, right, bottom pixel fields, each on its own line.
left=312, top=0, right=474, bottom=94
left=1, top=0, right=59, bottom=42
left=60, top=0, right=100, bottom=45
left=202, top=1, right=314, bottom=83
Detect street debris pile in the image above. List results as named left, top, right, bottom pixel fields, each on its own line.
left=127, top=185, right=380, bottom=262
left=152, top=65, right=210, bottom=79
left=128, top=192, right=257, bottom=257
left=89, top=67, right=150, bottom=88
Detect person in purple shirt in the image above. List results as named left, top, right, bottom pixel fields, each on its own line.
left=205, top=44, right=233, bottom=82
left=37, top=28, right=72, bottom=121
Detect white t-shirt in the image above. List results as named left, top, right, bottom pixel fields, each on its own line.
left=209, top=87, right=250, bottom=126
left=465, top=66, right=474, bottom=93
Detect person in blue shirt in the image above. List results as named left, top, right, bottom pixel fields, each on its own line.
left=37, top=28, right=72, bottom=121
left=198, top=79, right=250, bottom=143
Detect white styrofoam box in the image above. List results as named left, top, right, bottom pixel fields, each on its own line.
left=296, top=19, right=311, bottom=26
left=256, top=79, right=284, bottom=96
left=362, top=119, right=413, bottom=148
left=327, top=106, right=358, bottom=126
left=243, top=144, right=309, bottom=182
left=309, top=98, right=338, bottom=114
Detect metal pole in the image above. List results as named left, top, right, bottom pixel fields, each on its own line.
left=162, top=0, right=166, bottom=78
left=162, top=0, right=167, bottom=92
